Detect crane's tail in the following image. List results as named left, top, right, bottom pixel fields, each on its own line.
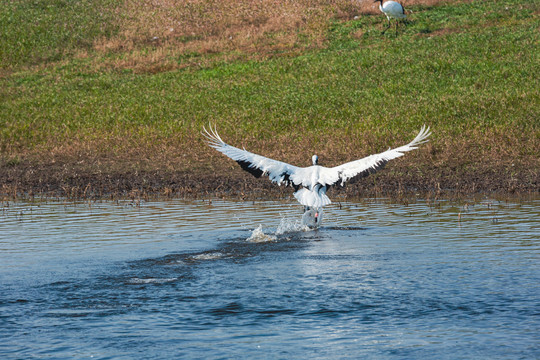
left=294, top=187, right=331, bottom=208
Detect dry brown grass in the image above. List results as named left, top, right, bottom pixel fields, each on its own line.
left=91, top=0, right=450, bottom=72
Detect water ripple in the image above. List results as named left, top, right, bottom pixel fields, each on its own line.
left=0, top=197, right=539, bottom=359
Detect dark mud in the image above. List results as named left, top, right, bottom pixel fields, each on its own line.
left=1, top=158, right=537, bottom=200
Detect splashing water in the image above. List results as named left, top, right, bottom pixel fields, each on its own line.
left=246, top=215, right=312, bottom=242
left=246, top=225, right=277, bottom=243
left=128, top=277, right=178, bottom=284
left=190, top=252, right=228, bottom=261
left=276, top=216, right=310, bottom=235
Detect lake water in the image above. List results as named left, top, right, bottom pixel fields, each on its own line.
left=1, top=197, right=539, bottom=359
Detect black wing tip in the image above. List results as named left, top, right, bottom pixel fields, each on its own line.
left=236, top=160, right=264, bottom=178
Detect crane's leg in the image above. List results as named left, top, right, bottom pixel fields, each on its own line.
left=302, top=206, right=323, bottom=229
left=381, top=19, right=391, bottom=34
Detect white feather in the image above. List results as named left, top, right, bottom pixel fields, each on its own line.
left=294, top=186, right=331, bottom=208
left=381, top=1, right=406, bottom=20
left=203, top=125, right=431, bottom=207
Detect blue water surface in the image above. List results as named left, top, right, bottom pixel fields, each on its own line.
left=1, top=198, right=538, bottom=359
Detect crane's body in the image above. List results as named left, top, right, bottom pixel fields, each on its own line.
left=204, top=125, right=431, bottom=228
left=375, top=0, right=407, bottom=34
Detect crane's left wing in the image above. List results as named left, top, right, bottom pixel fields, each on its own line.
left=203, top=125, right=302, bottom=188
left=318, top=125, right=431, bottom=186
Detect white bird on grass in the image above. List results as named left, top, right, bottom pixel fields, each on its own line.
left=204, top=125, right=431, bottom=227
left=374, top=0, right=407, bottom=35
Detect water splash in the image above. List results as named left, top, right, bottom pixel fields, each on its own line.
left=276, top=216, right=311, bottom=235
left=246, top=216, right=310, bottom=243
left=128, top=277, right=177, bottom=284
left=191, top=252, right=228, bottom=261
left=246, top=225, right=277, bottom=243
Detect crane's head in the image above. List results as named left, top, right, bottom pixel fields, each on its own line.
left=312, top=155, right=319, bottom=165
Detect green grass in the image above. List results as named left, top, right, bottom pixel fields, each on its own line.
left=0, top=0, right=538, bottom=176
left=0, top=0, right=117, bottom=70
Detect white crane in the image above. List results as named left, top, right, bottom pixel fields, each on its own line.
left=204, top=125, right=431, bottom=228
left=374, top=0, right=407, bottom=35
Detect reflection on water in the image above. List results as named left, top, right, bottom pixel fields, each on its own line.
left=0, top=197, right=539, bottom=359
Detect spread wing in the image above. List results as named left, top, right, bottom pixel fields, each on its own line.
left=318, top=125, right=431, bottom=187
left=204, top=124, right=431, bottom=190
left=203, top=125, right=302, bottom=188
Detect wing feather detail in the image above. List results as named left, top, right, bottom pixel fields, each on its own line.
left=203, top=124, right=431, bottom=197
left=323, top=125, right=431, bottom=187
left=203, top=125, right=301, bottom=187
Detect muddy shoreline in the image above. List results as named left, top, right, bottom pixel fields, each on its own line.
left=1, top=159, right=538, bottom=201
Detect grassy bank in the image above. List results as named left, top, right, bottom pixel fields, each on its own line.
left=0, top=0, right=538, bottom=199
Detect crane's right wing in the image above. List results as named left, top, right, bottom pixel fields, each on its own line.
left=203, top=125, right=303, bottom=188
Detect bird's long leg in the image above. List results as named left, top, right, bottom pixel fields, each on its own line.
left=381, top=19, right=391, bottom=34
